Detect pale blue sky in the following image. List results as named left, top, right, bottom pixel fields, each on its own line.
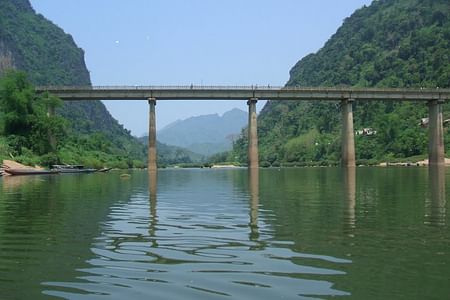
left=30, top=0, right=372, bottom=136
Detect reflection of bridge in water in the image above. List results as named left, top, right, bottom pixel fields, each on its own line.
left=37, top=86, right=450, bottom=170
left=143, top=168, right=353, bottom=298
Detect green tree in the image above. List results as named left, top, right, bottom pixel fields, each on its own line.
left=0, top=71, right=35, bottom=137
left=0, top=71, right=66, bottom=156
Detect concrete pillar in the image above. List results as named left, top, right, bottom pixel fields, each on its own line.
left=247, top=98, right=259, bottom=169
left=428, top=100, right=445, bottom=166
left=148, top=98, right=157, bottom=172
left=341, top=98, right=356, bottom=167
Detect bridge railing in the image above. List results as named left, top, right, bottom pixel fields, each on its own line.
left=37, top=85, right=286, bottom=90
left=35, top=85, right=449, bottom=93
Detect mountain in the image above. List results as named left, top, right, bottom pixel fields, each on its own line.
left=137, top=137, right=203, bottom=165
left=158, top=108, right=247, bottom=156
left=0, top=0, right=89, bottom=85
left=0, top=0, right=133, bottom=133
left=233, top=0, right=450, bottom=166
left=0, top=0, right=178, bottom=167
left=0, top=0, right=149, bottom=167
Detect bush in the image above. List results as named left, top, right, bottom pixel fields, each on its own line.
left=81, top=157, right=103, bottom=169
left=271, top=161, right=281, bottom=167
left=111, top=160, right=128, bottom=169
left=132, top=160, right=145, bottom=169
left=260, top=161, right=271, bottom=168
left=15, top=154, right=40, bottom=167
left=39, top=153, right=60, bottom=167
left=6, top=135, right=28, bottom=155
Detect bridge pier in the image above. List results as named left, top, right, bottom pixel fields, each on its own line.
left=148, top=98, right=157, bottom=172
left=247, top=98, right=259, bottom=169
left=341, top=98, right=356, bottom=167
left=428, top=99, right=445, bottom=166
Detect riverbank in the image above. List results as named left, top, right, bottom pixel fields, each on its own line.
left=379, top=158, right=450, bottom=167
left=1, top=160, right=44, bottom=176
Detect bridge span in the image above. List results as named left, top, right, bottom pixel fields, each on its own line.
left=37, top=85, right=450, bottom=101
left=37, top=86, right=450, bottom=169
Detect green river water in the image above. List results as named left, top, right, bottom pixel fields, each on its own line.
left=0, top=167, right=448, bottom=299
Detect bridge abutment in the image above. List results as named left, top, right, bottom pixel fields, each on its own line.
left=341, top=98, right=356, bottom=167
left=428, top=99, right=445, bottom=166
left=247, top=98, right=259, bottom=169
left=148, top=98, right=157, bottom=172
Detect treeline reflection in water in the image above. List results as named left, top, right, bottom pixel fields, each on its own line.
left=0, top=166, right=448, bottom=299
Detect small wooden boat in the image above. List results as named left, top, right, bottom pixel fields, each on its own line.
left=5, top=168, right=60, bottom=176
left=97, top=167, right=112, bottom=173
left=51, top=165, right=97, bottom=173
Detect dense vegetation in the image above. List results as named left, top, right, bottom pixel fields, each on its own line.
left=0, top=71, right=206, bottom=168
left=0, top=0, right=198, bottom=168
left=0, top=71, right=64, bottom=163
left=0, top=0, right=89, bottom=86
left=233, top=0, right=450, bottom=166
left=0, top=71, right=141, bottom=168
left=0, top=0, right=150, bottom=168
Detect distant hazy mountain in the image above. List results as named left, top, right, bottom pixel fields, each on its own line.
left=138, top=137, right=203, bottom=165
left=157, top=108, right=247, bottom=156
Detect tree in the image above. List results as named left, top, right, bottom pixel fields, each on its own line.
left=0, top=71, right=35, bottom=137
left=0, top=71, right=66, bottom=155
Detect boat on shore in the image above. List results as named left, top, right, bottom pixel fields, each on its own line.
left=51, top=165, right=97, bottom=173
left=97, top=167, right=112, bottom=173
left=4, top=168, right=60, bottom=176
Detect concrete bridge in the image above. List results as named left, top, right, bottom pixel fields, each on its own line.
left=37, top=86, right=450, bottom=169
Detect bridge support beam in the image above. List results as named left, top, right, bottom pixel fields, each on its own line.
left=428, top=99, right=445, bottom=166
left=148, top=98, right=157, bottom=172
left=247, top=98, right=259, bottom=169
left=341, top=98, right=356, bottom=167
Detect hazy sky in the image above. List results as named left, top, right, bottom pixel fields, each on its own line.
left=30, top=0, right=372, bottom=136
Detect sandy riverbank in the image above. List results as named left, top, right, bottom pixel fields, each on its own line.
left=379, top=158, right=450, bottom=167
left=1, top=160, right=43, bottom=176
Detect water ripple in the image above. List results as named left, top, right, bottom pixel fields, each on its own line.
left=42, top=170, right=350, bottom=299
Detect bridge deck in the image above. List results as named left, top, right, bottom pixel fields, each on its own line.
left=36, top=86, right=450, bottom=101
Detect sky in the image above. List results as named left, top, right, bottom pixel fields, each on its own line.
left=30, top=0, right=372, bottom=136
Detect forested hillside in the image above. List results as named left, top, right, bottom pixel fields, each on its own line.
left=0, top=0, right=201, bottom=167
left=233, top=0, right=450, bottom=166
left=0, top=0, right=149, bottom=167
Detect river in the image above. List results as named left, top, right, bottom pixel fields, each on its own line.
left=0, top=167, right=448, bottom=299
